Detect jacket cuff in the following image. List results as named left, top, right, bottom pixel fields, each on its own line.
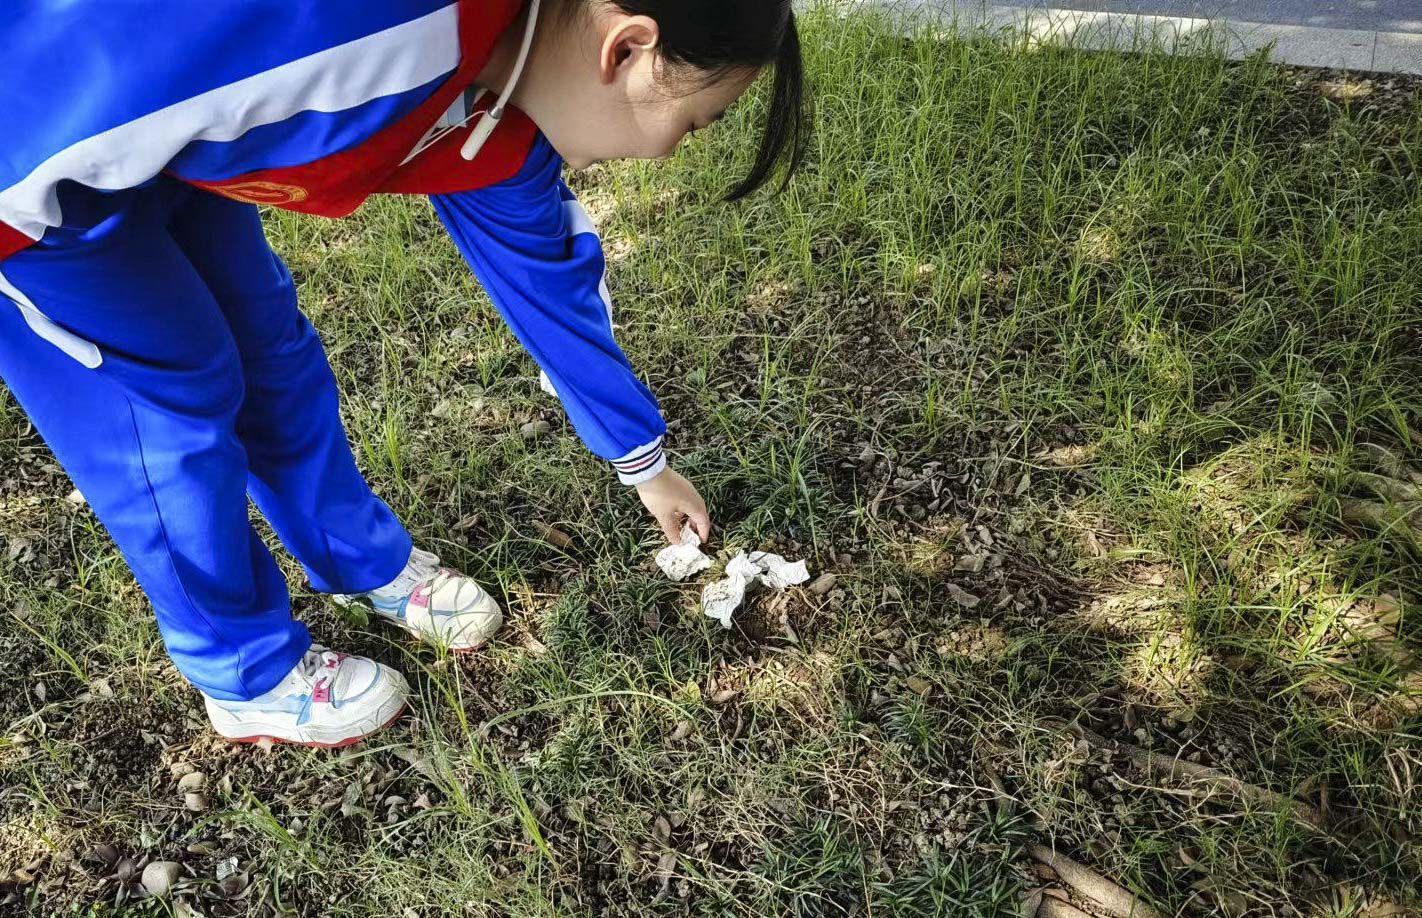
left=612, top=437, right=667, bottom=486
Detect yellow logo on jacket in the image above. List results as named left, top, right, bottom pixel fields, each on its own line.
left=216, top=181, right=310, bottom=205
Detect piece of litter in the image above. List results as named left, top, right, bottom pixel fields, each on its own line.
left=215, top=856, right=239, bottom=882
left=655, top=523, right=712, bottom=581
left=748, top=551, right=810, bottom=590
left=701, top=550, right=811, bottom=629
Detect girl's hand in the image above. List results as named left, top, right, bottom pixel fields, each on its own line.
left=636, top=468, right=712, bottom=545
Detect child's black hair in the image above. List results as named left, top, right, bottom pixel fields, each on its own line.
left=561, top=0, right=808, bottom=199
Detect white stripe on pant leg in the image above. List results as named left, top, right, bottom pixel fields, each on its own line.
left=0, top=269, right=103, bottom=368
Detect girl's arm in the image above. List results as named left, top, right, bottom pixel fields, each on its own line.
left=430, top=134, right=667, bottom=485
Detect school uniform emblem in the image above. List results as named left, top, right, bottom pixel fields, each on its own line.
left=216, top=181, right=310, bottom=205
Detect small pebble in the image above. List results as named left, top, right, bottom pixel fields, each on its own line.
left=946, top=583, right=981, bottom=609
left=953, top=554, right=986, bottom=574
left=140, top=861, right=182, bottom=897
left=177, top=772, right=206, bottom=794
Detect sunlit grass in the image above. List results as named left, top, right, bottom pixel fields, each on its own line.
left=1, top=4, right=1420, bottom=915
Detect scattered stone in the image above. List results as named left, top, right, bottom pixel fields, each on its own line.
left=140, top=861, right=182, bottom=897
left=177, top=771, right=206, bottom=794
left=1038, top=897, right=1096, bottom=918
left=946, top=583, right=981, bottom=609
left=84, top=844, right=119, bottom=874
left=520, top=419, right=552, bottom=440
left=808, top=572, right=838, bottom=595
left=184, top=792, right=209, bottom=812
left=954, top=554, right=986, bottom=574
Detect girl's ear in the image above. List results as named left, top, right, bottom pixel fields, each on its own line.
left=597, top=14, right=660, bottom=85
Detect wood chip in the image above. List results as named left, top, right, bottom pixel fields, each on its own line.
left=1027, top=844, right=1166, bottom=918
left=1037, top=898, right=1097, bottom=918
left=534, top=523, right=573, bottom=549
left=1046, top=719, right=1329, bottom=833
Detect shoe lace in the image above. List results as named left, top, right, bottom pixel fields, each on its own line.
left=291, top=646, right=344, bottom=686
left=379, top=547, right=442, bottom=597
left=408, top=547, right=441, bottom=581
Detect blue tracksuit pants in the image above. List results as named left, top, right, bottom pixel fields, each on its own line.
left=0, top=178, right=412, bottom=701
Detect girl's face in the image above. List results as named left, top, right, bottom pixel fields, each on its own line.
left=510, top=9, right=760, bottom=170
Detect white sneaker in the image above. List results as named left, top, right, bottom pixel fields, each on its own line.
left=204, top=647, right=408, bottom=748
left=338, top=548, right=503, bottom=652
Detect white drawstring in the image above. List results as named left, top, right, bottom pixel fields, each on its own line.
left=399, top=0, right=541, bottom=168
left=399, top=88, right=490, bottom=167
left=459, top=0, right=540, bottom=162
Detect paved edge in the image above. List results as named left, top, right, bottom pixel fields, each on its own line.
left=850, top=0, right=1422, bottom=74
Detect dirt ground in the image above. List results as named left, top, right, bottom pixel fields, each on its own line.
left=2, top=13, right=1421, bottom=918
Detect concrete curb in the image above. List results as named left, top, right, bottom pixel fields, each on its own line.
left=852, top=1, right=1422, bottom=74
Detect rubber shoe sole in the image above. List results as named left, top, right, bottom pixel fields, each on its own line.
left=334, top=593, right=503, bottom=653
left=207, top=670, right=410, bottom=748
left=378, top=607, right=503, bottom=654
left=219, top=704, right=408, bottom=749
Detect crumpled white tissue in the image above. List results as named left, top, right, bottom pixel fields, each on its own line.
left=747, top=551, right=811, bottom=590
left=700, top=550, right=810, bottom=629
left=655, top=524, right=713, bottom=581
left=655, top=525, right=811, bottom=627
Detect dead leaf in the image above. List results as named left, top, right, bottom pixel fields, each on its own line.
left=534, top=522, right=573, bottom=549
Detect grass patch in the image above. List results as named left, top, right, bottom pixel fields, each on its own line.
left=2, top=6, right=1420, bottom=915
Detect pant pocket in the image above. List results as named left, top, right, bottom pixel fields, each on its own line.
left=0, top=268, right=103, bottom=369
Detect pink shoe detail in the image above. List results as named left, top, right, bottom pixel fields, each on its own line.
left=311, top=677, right=332, bottom=704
